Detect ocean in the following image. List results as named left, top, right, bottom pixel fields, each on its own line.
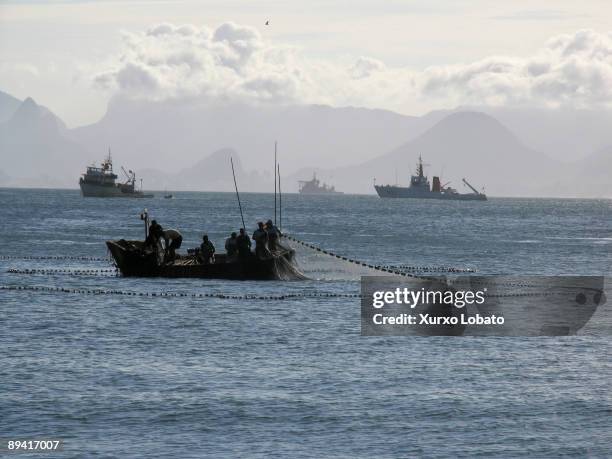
left=1, top=188, right=611, bottom=458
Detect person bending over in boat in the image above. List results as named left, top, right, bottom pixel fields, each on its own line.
left=199, top=234, right=216, bottom=264
left=225, top=232, right=238, bottom=261
left=265, top=219, right=282, bottom=252
left=163, top=228, right=183, bottom=261
left=236, top=228, right=252, bottom=259
left=252, top=222, right=269, bottom=258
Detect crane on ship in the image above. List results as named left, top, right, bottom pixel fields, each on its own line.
left=462, top=178, right=483, bottom=195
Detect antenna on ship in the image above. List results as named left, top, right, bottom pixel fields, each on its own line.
left=277, top=163, right=282, bottom=232
left=231, top=157, right=246, bottom=230
left=274, top=141, right=277, bottom=226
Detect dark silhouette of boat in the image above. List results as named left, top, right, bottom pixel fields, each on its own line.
left=375, top=156, right=486, bottom=201
left=106, top=239, right=304, bottom=280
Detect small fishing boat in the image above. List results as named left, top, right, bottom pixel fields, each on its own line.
left=106, top=239, right=304, bottom=280
left=107, top=146, right=298, bottom=280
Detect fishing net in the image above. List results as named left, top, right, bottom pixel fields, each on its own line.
left=284, top=234, right=476, bottom=281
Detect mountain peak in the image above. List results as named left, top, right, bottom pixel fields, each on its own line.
left=436, top=110, right=507, bottom=128
left=421, top=110, right=520, bottom=147
left=0, top=90, right=22, bottom=123
left=191, top=147, right=240, bottom=170
left=12, top=96, right=43, bottom=120
left=8, top=96, right=66, bottom=133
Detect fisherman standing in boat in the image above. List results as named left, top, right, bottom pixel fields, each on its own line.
left=200, top=234, right=216, bottom=264
left=225, top=232, right=238, bottom=260
left=142, top=219, right=165, bottom=265
left=252, top=222, right=269, bottom=258
left=162, top=228, right=183, bottom=261
left=265, top=219, right=282, bottom=252
left=145, top=219, right=164, bottom=247
left=236, top=228, right=252, bottom=259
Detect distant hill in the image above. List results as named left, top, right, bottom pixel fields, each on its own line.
left=303, top=112, right=570, bottom=197
left=571, top=146, right=612, bottom=197
left=0, top=88, right=610, bottom=197
left=69, top=97, right=446, bottom=174
left=0, top=90, right=21, bottom=123
left=478, top=106, right=612, bottom=163
left=0, top=97, right=84, bottom=186
left=138, top=148, right=271, bottom=192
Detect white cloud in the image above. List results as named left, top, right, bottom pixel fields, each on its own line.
left=93, top=24, right=612, bottom=112
left=350, top=56, right=386, bottom=79
left=0, top=62, right=39, bottom=78
left=419, top=29, right=612, bottom=109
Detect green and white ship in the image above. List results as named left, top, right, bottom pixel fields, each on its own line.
left=79, top=151, right=153, bottom=198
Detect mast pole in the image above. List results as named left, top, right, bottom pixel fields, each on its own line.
left=141, top=208, right=149, bottom=239
left=231, top=157, right=246, bottom=230
left=274, top=141, right=277, bottom=225
left=278, top=163, right=282, bottom=232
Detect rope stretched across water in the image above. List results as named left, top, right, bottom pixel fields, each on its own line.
left=0, top=255, right=111, bottom=262
left=7, top=268, right=119, bottom=277
left=0, top=284, right=362, bottom=300
left=0, top=284, right=569, bottom=300
left=284, top=235, right=475, bottom=278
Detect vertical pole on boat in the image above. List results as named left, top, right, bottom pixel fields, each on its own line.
left=141, top=208, right=149, bottom=239
left=231, top=157, right=246, bottom=230
left=278, top=163, right=282, bottom=232
left=274, top=141, right=277, bottom=225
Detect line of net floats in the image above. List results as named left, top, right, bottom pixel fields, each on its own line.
left=0, top=284, right=566, bottom=300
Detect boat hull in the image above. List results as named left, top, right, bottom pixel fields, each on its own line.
left=80, top=181, right=153, bottom=198
left=375, top=185, right=486, bottom=201
left=106, top=240, right=303, bottom=280
left=299, top=190, right=344, bottom=195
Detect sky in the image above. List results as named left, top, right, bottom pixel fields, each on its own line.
left=2, top=0, right=612, bottom=127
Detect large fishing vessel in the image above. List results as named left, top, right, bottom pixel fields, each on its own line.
left=299, top=173, right=343, bottom=195
left=374, top=156, right=486, bottom=201
left=79, top=151, right=153, bottom=198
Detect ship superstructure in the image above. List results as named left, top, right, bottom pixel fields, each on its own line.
left=374, top=156, right=486, bottom=201
left=299, top=173, right=343, bottom=195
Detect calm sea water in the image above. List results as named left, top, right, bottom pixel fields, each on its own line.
left=1, top=188, right=611, bottom=458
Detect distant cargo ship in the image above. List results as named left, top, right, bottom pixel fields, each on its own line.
left=374, top=156, right=486, bottom=201
left=299, top=173, right=343, bottom=195
left=79, top=151, right=153, bottom=198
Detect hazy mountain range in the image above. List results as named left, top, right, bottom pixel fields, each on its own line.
left=0, top=89, right=610, bottom=197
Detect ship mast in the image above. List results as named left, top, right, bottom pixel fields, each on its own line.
left=274, top=141, right=277, bottom=226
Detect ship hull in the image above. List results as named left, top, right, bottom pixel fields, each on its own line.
left=79, top=181, right=153, bottom=198
left=299, top=190, right=344, bottom=195
left=375, top=185, right=486, bottom=201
